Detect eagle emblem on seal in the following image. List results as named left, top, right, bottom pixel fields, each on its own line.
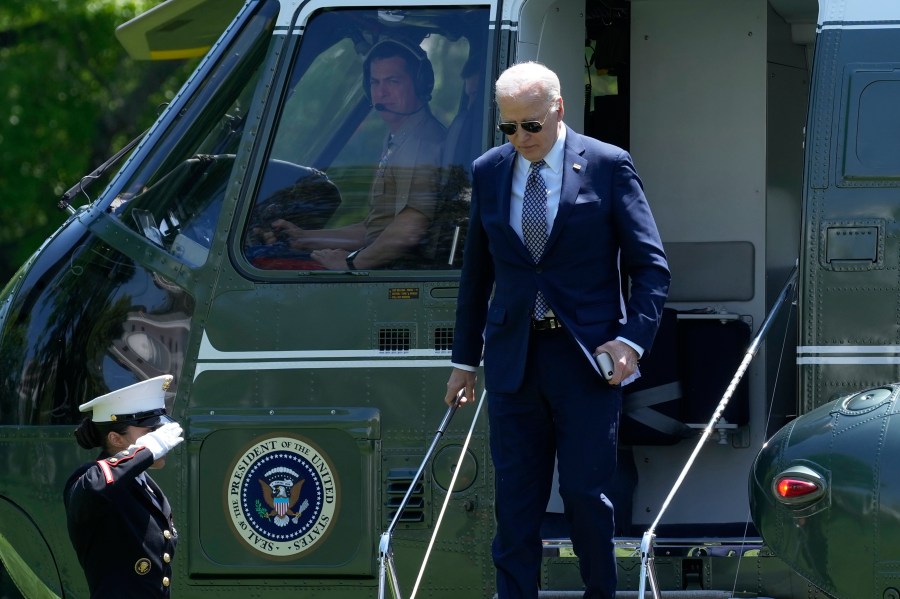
left=256, top=467, right=310, bottom=527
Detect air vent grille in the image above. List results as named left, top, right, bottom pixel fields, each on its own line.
left=379, top=328, right=411, bottom=352
left=385, top=467, right=425, bottom=524
left=433, top=327, right=454, bottom=352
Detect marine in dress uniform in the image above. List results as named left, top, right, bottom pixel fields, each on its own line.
left=63, top=375, right=184, bottom=599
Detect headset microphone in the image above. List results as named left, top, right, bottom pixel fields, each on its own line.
left=372, top=103, right=425, bottom=116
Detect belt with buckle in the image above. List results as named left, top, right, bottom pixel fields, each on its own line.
left=532, top=317, right=563, bottom=331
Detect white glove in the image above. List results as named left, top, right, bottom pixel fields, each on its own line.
left=135, top=422, right=184, bottom=460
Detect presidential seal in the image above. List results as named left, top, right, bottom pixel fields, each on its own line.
left=227, top=436, right=338, bottom=557
left=134, top=558, right=151, bottom=575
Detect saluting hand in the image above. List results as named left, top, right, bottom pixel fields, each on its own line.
left=135, top=422, right=184, bottom=460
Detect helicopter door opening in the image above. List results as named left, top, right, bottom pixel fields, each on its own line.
left=528, top=0, right=808, bottom=541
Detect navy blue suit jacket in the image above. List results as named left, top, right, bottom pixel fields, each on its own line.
left=452, top=125, right=670, bottom=393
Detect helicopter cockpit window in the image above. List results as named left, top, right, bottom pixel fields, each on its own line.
left=241, top=6, right=490, bottom=271
left=104, top=0, right=278, bottom=267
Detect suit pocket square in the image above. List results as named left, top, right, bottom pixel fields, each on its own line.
left=575, top=194, right=601, bottom=205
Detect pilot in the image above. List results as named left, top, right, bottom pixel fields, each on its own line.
left=63, top=375, right=184, bottom=599
left=266, top=39, right=447, bottom=269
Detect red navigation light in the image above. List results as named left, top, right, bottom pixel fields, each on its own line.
left=772, top=466, right=826, bottom=505
left=776, top=478, right=819, bottom=498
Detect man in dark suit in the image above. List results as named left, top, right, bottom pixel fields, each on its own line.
left=444, top=61, right=670, bottom=599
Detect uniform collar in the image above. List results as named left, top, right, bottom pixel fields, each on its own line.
left=388, top=108, right=433, bottom=146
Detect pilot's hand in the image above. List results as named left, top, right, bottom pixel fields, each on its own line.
left=248, top=225, right=273, bottom=246
left=445, top=368, right=476, bottom=407
left=311, top=248, right=350, bottom=270
left=269, top=219, right=305, bottom=247
left=135, top=422, right=184, bottom=460
left=593, top=339, right=639, bottom=386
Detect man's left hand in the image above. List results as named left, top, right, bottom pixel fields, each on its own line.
left=593, top=339, right=639, bottom=386
left=311, top=248, right=351, bottom=270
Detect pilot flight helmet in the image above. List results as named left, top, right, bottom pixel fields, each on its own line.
left=79, top=375, right=175, bottom=429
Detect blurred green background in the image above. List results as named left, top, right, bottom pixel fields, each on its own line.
left=0, top=0, right=197, bottom=285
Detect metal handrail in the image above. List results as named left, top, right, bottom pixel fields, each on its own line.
left=638, top=264, right=799, bottom=598
left=378, top=389, right=485, bottom=599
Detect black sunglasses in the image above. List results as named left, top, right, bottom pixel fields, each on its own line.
left=497, top=104, right=556, bottom=136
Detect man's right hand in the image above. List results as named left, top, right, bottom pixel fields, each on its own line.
left=445, top=367, right=476, bottom=406
left=268, top=219, right=305, bottom=248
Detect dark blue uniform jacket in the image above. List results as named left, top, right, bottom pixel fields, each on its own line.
left=64, top=446, right=177, bottom=598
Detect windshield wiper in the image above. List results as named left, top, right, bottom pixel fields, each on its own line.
left=58, top=127, right=150, bottom=214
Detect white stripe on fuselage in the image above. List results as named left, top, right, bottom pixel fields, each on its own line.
left=194, top=331, right=452, bottom=377
left=797, top=345, right=900, bottom=364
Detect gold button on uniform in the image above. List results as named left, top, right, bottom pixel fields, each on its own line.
left=163, top=553, right=171, bottom=563
left=162, top=577, right=170, bottom=587
left=163, top=530, right=172, bottom=539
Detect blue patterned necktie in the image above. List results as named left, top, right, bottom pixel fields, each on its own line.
left=522, top=159, right=549, bottom=319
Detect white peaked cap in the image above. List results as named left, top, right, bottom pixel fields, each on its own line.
left=79, top=375, right=174, bottom=426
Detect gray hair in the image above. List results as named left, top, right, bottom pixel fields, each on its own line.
left=495, top=61, right=561, bottom=105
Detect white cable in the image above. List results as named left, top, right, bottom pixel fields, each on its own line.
left=410, top=389, right=486, bottom=599
left=730, top=293, right=796, bottom=596
left=639, top=265, right=798, bottom=594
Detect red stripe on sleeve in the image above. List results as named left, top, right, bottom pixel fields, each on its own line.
left=97, top=459, right=114, bottom=484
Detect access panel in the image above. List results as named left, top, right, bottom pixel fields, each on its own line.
left=186, top=408, right=379, bottom=579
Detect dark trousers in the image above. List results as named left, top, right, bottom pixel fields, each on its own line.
left=488, top=327, right=622, bottom=599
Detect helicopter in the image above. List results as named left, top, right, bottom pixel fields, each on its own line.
left=0, top=0, right=897, bottom=597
